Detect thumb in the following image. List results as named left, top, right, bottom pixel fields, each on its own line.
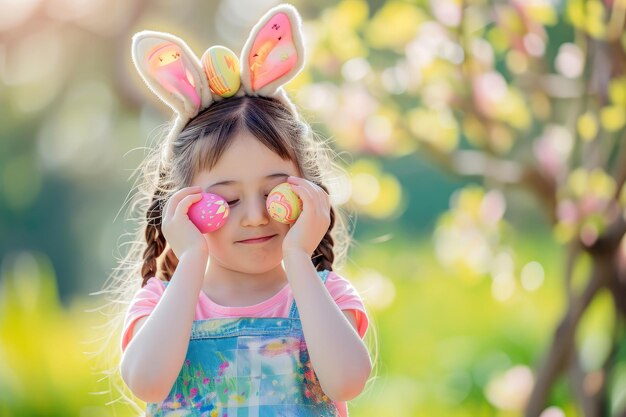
left=176, top=193, right=204, bottom=218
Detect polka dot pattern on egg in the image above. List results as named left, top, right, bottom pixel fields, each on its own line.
left=188, top=193, right=230, bottom=233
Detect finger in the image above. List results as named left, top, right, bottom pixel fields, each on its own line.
left=174, top=193, right=204, bottom=219
left=288, top=176, right=317, bottom=197
left=290, top=183, right=315, bottom=213
left=288, top=177, right=329, bottom=211
left=287, top=175, right=304, bottom=185
left=164, top=187, right=202, bottom=219
left=164, top=186, right=202, bottom=219
left=288, top=176, right=329, bottom=199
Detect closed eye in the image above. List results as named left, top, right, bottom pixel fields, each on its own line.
left=227, top=195, right=269, bottom=206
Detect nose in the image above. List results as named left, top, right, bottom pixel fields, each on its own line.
left=240, top=196, right=270, bottom=227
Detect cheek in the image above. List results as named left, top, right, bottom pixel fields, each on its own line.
left=204, top=234, right=231, bottom=262
left=204, top=229, right=227, bottom=247
left=277, top=223, right=291, bottom=235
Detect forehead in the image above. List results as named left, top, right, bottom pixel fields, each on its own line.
left=192, top=131, right=299, bottom=187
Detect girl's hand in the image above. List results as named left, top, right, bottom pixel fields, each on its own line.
left=161, top=186, right=209, bottom=259
left=282, top=176, right=331, bottom=257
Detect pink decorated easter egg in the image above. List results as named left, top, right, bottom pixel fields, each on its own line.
left=188, top=193, right=230, bottom=233
left=266, top=182, right=302, bottom=224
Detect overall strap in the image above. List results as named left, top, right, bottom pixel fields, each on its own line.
left=288, top=269, right=330, bottom=319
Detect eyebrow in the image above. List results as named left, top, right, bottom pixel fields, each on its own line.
left=205, top=173, right=290, bottom=189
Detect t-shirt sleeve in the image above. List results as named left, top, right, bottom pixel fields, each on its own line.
left=120, top=277, right=165, bottom=352
left=325, top=271, right=369, bottom=339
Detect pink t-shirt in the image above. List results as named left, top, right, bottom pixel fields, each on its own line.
left=121, top=270, right=369, bottom=417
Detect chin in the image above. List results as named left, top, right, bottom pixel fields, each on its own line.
left=208, top=248, right=278, bottom=270
left=237, top=253, right=284, bottom=273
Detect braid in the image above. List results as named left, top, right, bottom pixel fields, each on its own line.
left=311, top=183, right=335, bottom=272
left=160, top=247, right=179, bottom=282
left=141, top=187, right=167, bottom=287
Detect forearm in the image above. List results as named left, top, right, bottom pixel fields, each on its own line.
left=283, top=250, right=372, bottom=401
left=120, top=249, right=207, bottom=402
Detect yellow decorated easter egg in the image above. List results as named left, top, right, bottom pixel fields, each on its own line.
left=201, top=45, right=241, bottom=98
left=266, top=182, right=302, bottom=224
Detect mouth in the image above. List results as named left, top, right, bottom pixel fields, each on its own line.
left=236, top=234, right=277, bottom=244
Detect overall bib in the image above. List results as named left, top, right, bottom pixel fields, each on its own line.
left=147, top=270, right=340, bottom=417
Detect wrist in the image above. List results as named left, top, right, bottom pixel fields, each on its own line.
left=282, top=247, right=310, bottom=261
left=179, top=247, right=209, bottom=263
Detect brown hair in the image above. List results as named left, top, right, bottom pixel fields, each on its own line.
left=138, top=95, right=351, bottom=286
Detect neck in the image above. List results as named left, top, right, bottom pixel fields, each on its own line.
left=202, top=261, right=288, bottom=307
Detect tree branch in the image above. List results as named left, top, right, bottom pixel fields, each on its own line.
left=567, top=347, right=601, bottom=417
left=524, top=256, right=611, bottom=417
left=611, top=130, right=626, bottom=197
left=564, top=241, right=582, bottom=316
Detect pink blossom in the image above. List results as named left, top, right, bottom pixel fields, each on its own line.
left=190, top=387, right=198, bottom=397
left=579, top=195, right=606, bottom=217
left=557, top=200, right=579, bottom=225
left=203, top=377, right=210, bottom=384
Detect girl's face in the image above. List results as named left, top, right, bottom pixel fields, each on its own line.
left=190, top=130, right=300, bottom=274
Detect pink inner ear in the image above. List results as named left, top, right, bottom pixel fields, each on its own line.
left=147, top=42, right=201, bottom=109
left=248, top=12, right=298, bottom=91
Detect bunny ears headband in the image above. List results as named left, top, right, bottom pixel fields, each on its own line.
left=131, top=3, right=305, bottom=160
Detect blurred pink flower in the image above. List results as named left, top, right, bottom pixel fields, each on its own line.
left=533, top=125, right=573, bottom=179
left=557, top=200, right=579, bottom=225
left=472, top=72, right=507, bottom=117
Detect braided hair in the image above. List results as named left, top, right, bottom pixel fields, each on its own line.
left=140, top=168, right=179, bottom=286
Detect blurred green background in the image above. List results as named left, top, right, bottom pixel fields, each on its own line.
left=1, top=0, right=626, bottom=416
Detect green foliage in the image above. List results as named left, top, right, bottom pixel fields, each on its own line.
left=0, top=233, right=574, bottom=416
left=345, top=231, right=565, bottom=416
left=0, top=252, right=111, bottom=416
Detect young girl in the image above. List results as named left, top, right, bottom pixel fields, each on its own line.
left=115, top=4, right=371, bottom=417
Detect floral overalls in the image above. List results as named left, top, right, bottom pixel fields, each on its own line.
left=147, top=270, right=340, bottom=416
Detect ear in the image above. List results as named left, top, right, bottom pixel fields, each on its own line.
left=240, top=4, right=305, bottom=96
left=131, top=31, right=213, bottom=118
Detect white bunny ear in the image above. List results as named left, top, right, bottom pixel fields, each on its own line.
left=240, top=4, right=305, bottom=96
left=131, top=31, right=213, bottom=118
